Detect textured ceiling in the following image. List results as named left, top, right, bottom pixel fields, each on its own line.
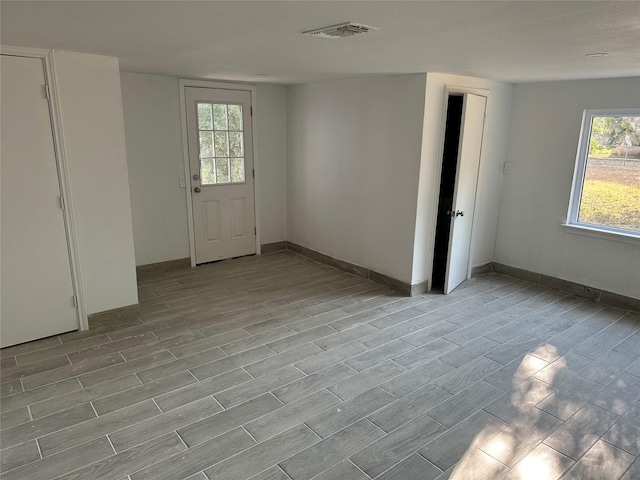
left=1, top=1, right=639, bottom=84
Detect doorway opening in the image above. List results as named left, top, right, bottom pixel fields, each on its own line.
left=431, top=94, right=464, bottom=291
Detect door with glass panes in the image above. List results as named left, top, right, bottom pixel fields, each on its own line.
left=185, top=87, right=256, bottom=264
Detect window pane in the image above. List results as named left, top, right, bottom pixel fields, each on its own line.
left=213, top=104, right=228, bottom=130
left=578, top=115, right=640, bottom=232
left=200, top=157, right=215, bottom=185
left=197, top=103, right=212, bottom=130
left=228, top=105, right=242, bottom=131
left=229, top=132, right=243, bottom=157
left=199, top=131, right=213, bottom=157
left=231, top=158, right=245, bottom=183
left=215, top=132, right=228, bottom=157
left=216, top=158, right=230, bottom=183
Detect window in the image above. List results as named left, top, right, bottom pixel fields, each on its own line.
left=567, top=109, right=640, bottom=238
left=196, top=102, right=245, bottom=185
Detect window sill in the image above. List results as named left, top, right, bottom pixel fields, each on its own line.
left=562, top=223, right=640, bottom=246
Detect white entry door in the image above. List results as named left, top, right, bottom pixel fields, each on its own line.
left=1, top=55, right=78, bottom=347
left=185, top=87, right=256, bottom=264
left=444, top=94, right=487, bottom=294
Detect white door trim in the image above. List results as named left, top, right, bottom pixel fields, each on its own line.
left=179, top=79, right=261, bottom=267
left=0, top=45, right=88, bottom=331
left=427, top=85, right=490, bottom=292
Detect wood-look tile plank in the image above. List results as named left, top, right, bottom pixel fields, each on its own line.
left=55, top=432, right=186, bottom=480
left=294, top=341, right=367, bottom=374
left=401, top=321, right=461, bottom=347
left=30, top=374, right=141, bottom=419
left=15, top=335, right=111, bottom=366
left=267, top=325, right=336, bottom=353
left=590, top=371, right=640, bottom=415
left=154, top=368, right=252, bottom=412
left=328, top=360, right=406, bottom=400
left=78, top=351, right=175, bottom=387
left=109, top=396, right=222, bottom=452
left=544, top=403, right=619, bottom=460
left=221, top=327, right=295, bottom=356
left=581, top=349, right=637, bottom=385
left=313, top=324, right=379, bottom=351
left=168, top=328, right=250, bottom=358
left=0, top=406, right=31, bottom=431
left=433, top=356, right=502, bottom=395
left=130, top=427, right=255, bottom=480
left=0, top=437, right=113, bottom=480
left=426, top=381, right=503, bottom=428
left=439, top=336, right=501, bottom=368
left=245, top=389, right=340, bottom=442
left=244, top=343, right=323, bottom=377
left=1, top=336, right=62, bottom=359
left=21, top=352, right=125, bottom=390
left=483, top=353, right=548, bottom=392
left=483, top=377, right=556, bottom=423
left=393, top=338, right=460, bottom=370
left=178, top=393, right=283, bottom=447
left=312, top=460, right=369, bottom=480
left=136, top=346, right=228, bottom=383
left=419, top=410, right=506, bottom=471
left=306, top=387, right=395, bottom=438
left=92, top=370, right=195, bottom=415
left=280, top=420, right=383, bottom=480
left=500, top=443, right=574, bottom=480
left=344, top=339, right=413, bottom=372
left=380, top=359, right=455, bottom=398
left=479, top=407, right=562, bottom=467
left=1, top=355, right=71, bottom=387
left=350, top=414, right=446, bottom=478
left=1, top=377, right=81, bottom=412
left=189, top=346, right=274, bottom=381
left=376, top=453, right=442, bottom=480
left=215, top=365, right=306, bottom=407
left=0, top=403, right=96, bottom=449
left=247, top=466, right=290, bottom=480
left=368, top=384, right=451, bottom=433
left=38, top=400, right=160, bottom=456
left=537, top=374, right=604, bottom=420
left=0, top=440, right=40, bottom=473
left=563, top=439, right=635, bottom=480
left=205, top=424, right=320, bottom=480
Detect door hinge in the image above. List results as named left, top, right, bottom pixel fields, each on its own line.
left=44, top=84, right=51, bottom=100
left=59, top=196, right=65, bottom=210
left=72, top=295, right=78, bottom=308
left=252, top=169, right=255, bottom=178
left=254, top=227, right=257, bottom=235
left=250, top=106, right=253, bottom=116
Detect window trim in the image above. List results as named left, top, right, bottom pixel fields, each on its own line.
left=566, top=108, right=640, bottom=240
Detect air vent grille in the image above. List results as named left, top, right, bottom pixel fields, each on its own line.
left=303, top=22, right=379, bottom=39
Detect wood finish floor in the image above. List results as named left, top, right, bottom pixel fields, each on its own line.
left=1, top=251, right=639, bottom=480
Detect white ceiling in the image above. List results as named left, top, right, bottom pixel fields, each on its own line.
left=1, top=1, right=639, bottom=85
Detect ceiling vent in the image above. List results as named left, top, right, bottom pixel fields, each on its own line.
left=303, top=22, right=379, bottom=39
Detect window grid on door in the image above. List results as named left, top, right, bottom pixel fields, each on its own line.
left=197, top=102, right=245, bottom=185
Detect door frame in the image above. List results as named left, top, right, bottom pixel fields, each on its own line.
left=179, top=79, right=261, bottom=267
left=1, top=45, right=88, bottom=330
left=427, top=85, right=489, bottom=292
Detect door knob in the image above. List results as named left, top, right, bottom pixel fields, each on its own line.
left=455, top=210, right=464, bottom=217
left=193, top=187, right=201, bottom=193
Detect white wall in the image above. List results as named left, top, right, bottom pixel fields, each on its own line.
left=412, top=73, right=514, bottom=284
left=495, top=77, right=640, bottom=299
left=255, top=84, right=287, bottom=245
left=54, top=51, right=138, bottom=314
left=119, top=75, right=288, bottom=265
left=120, top=73, right=190, bottom=266
left=286, top=75, right=427, bottom=283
